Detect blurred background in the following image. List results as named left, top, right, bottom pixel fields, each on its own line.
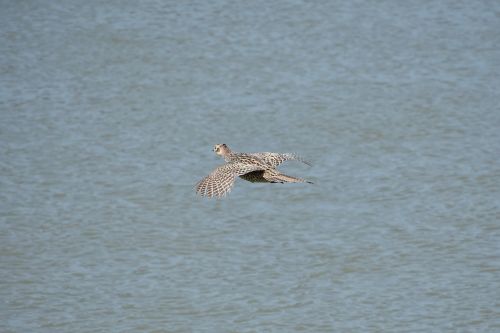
left=1, top=1, right=499, bottom=332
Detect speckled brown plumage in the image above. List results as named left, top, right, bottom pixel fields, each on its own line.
left=196, top=144, right=312, bottom=198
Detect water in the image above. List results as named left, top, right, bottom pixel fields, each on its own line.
left=1, top=1, right=499, bottom=332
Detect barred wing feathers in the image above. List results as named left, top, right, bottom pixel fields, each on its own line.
left=196, top=163, right=265, bottom=198
left=250, top=152, right=312, bottom=168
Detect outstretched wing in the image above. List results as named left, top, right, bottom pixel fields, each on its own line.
left=250, top=152, right=312, bottom=168
left=196, top=163, right=265, bottom=198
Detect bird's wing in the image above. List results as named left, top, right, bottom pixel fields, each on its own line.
left=250, top=152, right=311, bottom=168
left=196, top=163, right=265, bottom=198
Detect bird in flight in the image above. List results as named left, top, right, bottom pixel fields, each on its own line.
left=196, top=144, right=313, bottom=198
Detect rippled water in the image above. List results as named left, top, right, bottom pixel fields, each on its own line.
left=1, top=1, right=499, bottom=332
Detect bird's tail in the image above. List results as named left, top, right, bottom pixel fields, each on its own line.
left=266, top=172, right=313, bottom=184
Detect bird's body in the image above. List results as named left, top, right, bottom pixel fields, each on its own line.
left=196, top=144, right=312, bottom=198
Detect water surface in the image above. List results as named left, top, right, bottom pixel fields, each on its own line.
left=1, top=1, right=499, bottom=332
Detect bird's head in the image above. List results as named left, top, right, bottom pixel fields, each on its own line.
left=213, top=143, right=231, bottom=157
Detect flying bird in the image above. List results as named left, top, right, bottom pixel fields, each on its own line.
left=196, top=144, right=313, bottom=198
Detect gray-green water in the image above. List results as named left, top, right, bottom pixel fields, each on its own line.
left=1, top=1, right=499, bottom=332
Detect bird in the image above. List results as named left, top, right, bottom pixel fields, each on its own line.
left=196, top=144, right=313, bottom=198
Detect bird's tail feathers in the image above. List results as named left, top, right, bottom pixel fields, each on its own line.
left=267, top=172, right=313, bottom=184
